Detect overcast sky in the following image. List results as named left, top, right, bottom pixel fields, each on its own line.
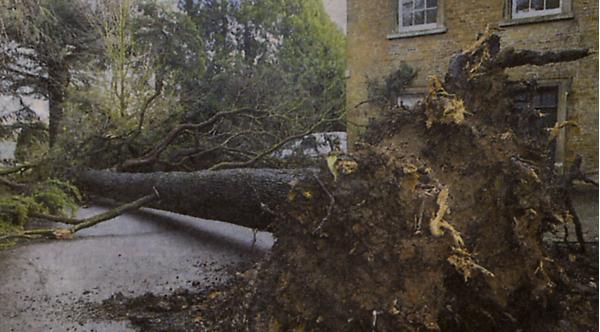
left=323, top=0, right=347, bottom=34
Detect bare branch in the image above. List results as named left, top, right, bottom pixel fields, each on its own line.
left=0, top=164, right=34, bottom=176
left=117, top=107, right=253, bottom=170
left=208, top=114, right=344, bottom=171
left=0, top=176, right=29, bottom=192
left=0, top=192, right=159, bottom=242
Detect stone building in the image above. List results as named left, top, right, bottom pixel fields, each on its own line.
left=347, top=0, right=598, bottom=175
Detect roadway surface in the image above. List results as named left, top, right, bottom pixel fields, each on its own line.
left=0, top=206, right=273, bottom=332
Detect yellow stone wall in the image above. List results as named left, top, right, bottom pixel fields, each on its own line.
left=347, top=0, right=598, bottom=173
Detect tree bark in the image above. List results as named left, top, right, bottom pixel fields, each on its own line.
left=47, top=62, right=69, bottom=147
left=78, top=168, right=318, bottom=230
left=494, top=47, right=590, bottom=68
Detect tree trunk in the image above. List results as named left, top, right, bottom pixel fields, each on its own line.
left=78, top=168, right=318, bottom=230
left=47, top=62, right=69, bottom=147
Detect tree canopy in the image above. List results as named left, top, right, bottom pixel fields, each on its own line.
left=58, top=0, right=347, bottom=171
left=0, top=0, right=347, bottom=236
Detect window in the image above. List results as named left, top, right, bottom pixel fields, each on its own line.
left=388, top=0, right=445, bottom=39
left=399, top=0, right=438, bottom=31
left=513, top=0, right=562, bottom=19
left=514, top=82, right=569, bottom=171
left=397, top=92, right=424, bottom=109
left=501, top=0, right=572, bottom=26
left=514, top=86, right=559, bottom=132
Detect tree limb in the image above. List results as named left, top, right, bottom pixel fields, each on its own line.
left=117, top=107, right=253, bottom=171
left=0, top=192, right=159, bottom=242
left=28, top=212, right=83, bottom=225
left=561, top=155, right=596, bottom=252
left=0, top=164, right=34, bottom=176
left=208, top=115, right=343, bottom=171
left=494, top=48, right=590, bottom=68
left=0, top=176, right=29, bottom=192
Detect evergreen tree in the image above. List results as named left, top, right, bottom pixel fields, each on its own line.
left=0, top=0, right=99, bottom=146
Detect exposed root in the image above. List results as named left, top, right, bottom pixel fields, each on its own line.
left=547, top=120, right=579, bottom=140
left=312, top=175, right=335, bottom=236
left=428, top=187, right=464, bottom=247
left=448, top=247, right=495, bottom=282
left=425, top=77, right=469, bottom=128
left=236, top=33, right=593, bottom=331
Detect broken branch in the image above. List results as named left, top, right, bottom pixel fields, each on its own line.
left=494, top=48, right=590, bottom=68
left=0, top=176, right=29, bottom=192
left=0, top=163, right=34, bottom=176
left=0, top=192, right=159, bottom=242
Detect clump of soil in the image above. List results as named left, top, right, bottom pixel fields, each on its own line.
left=89, top=261, right=260, bottom=331
left=93, top=33, right=596, bottom=331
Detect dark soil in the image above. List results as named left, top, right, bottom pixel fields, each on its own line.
left=87, top=260, right=257, bottom=331
left=90, top=243, right=597, bottom=331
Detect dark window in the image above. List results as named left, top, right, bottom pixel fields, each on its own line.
left=514, top=86, right=559, bottom=161
left=546, top=0, right=560, bottom=8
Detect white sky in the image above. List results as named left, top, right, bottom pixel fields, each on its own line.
left=323, top=0, right=347, bottom=34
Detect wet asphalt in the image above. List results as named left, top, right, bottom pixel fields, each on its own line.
left=0, top=206, right=273, bottom=332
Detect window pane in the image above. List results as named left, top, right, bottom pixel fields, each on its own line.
left=532, top=0, right=544, bottom=10
left=402, top=1, right=413, bottom=26
left=402, top=9, right=413, bottom=26
left=514, top=93, right=528, bottom=103
left=425, top=8, right=437, bottom=23
left=539, top=110, right=557, bottom=130
left=541, top=90, right=558, bottom=107
left=414, top=10, right=425, bottom=24
left=515, top=0, right=530, bottom=11
left=546, top=0, right=560, bottom=9
left=514, top=87, right=559, bottom=147
left=415, top=0, right=425, bottom=10
left=532, top=93, right=542, bottom=106
left=426, top=0, right=437, bottom=8
left=541, top=95, right=557, bottom=107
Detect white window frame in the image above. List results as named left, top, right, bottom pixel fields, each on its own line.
left=512, top=0, right=562, bottom=19
left=397, top=92, right=424, bottom=109
left=396, top=88, right=427, bottom=109
left=398, top=0, right=439, bottom=32
left=501, top=0, right=573, bottom=26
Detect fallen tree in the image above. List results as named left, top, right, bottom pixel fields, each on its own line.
left=79, top=32, right=595, bottom=331
left=78, top=168, right=318, bottom=230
